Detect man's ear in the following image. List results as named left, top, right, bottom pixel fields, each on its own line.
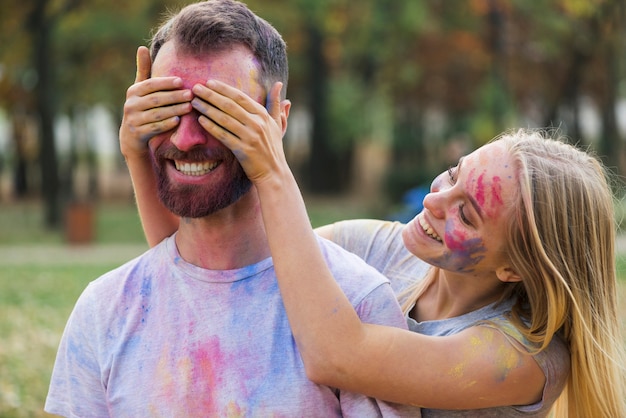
left=496, top=266, right=522, bottom=283
left=280, top=99, right=291, bottom=136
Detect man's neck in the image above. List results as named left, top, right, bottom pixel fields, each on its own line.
left=174, top=193, right=271, bottom=270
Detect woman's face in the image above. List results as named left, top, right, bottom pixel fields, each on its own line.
left=402, top=141, right=518, bottom=276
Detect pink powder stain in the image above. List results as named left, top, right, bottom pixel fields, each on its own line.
left=186, top=339, right=227, bottom=413
left=443, top=210, right=469, bottom=251
left=472, top=170, right=486, bottom=208
left=466, top=170, right=504, bottom=219
left=152, top=338, right=238, bottom=415
left=440, top=211, right=487, bottom=272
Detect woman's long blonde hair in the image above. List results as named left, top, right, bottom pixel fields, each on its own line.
left=503, top=130, right=625, bottom=417
left=402, top=129, right=626, bottom=417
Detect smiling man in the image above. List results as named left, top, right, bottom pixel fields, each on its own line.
left=44, top=1, right=415, bottom=416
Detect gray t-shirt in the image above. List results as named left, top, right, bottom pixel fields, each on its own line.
left=330, top=219, right=570, bottom=417
left=45, top=233, right=419, bottom=417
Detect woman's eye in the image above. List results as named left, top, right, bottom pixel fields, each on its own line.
left=459, top=203, right=472, bottom=226
left=448, top=166, right=458, bottom=184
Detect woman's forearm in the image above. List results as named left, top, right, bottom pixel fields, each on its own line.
left=125, top=154, right=179, bottom=247
left=254, top=168, right=372, bottom=380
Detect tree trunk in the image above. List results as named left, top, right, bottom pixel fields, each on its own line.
left=31, top=0, right=61, bottom=228
left=598, top=40, right=622, bottom=175
left=304, top=23, right=344, bottom=193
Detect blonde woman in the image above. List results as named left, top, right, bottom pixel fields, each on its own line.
left=120, top=62, right=626, bottom=416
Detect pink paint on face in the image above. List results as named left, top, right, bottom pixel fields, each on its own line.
left=465, top=168, right=505, bottom=219
left=465, top=169, right=503, bottom=222
left=406, top=141, right=518, bottom=274
left=441, top=213, right=487, bottom=273
left=149, top=41, right=265, bottom=218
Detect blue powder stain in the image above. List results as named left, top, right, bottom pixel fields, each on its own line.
left=140, top=275, right=152, bottom=297
left=445, top=236, right=486, bottom=273
left=229, top=266, right=274, bottom=295
left=138, top=275, right=153, bottom=325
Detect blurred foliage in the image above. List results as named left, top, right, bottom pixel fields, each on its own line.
left=0, top=0, right=624, bottom=220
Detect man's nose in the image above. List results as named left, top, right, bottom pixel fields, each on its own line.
left=170, top=111, right=207, bottom=151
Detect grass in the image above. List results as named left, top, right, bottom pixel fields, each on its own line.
left=0, top=199, right=625, bottom=417
left=0, top=265, right=115, bottom=417
left=0, top=200, right=147, bottom=245
left=0, top=196, right=375, bottom=246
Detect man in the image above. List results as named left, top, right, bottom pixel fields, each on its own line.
left=45, top=1, right=414, bottom=416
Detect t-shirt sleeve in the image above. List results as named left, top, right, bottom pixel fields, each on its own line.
left=45, top=284, right=109, bottom=417
left=337, top=261, right=422, bottom=417
left=479, top=319, right=570, bottom=415
left=330, top=219, right=430, bottom=300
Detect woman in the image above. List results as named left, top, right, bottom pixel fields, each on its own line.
left=120, top=50, right=626, bottom=416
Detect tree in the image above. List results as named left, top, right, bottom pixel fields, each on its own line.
left=0, top=0, right=176, bottom=228
left=29, top=0, right=80, bottom=228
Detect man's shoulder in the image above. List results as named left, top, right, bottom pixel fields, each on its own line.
left=317, top=234, right=384, bottom=267
left=88, top=242, right=164, bottom=289
left=316, top=235, right=389, bottom=287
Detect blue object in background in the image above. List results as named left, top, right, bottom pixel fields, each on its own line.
left=388, top=186, right=428, bottom=223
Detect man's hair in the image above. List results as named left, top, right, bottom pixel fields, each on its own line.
left=150, top=0, right=288, bottom=98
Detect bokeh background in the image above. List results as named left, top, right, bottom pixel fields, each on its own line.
left=1, top=0, right=625, bottom=225
left=0, top=0, right=625, bottom=416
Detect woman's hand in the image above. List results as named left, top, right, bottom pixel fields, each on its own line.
left=119, top=46, right=193, bottom=161
left=189, top=80, right=290, bottom=185
left=119, top=46, right=183, bottom=247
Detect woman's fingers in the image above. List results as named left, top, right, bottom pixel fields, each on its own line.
left=192, top=80, right=287, bottom=182
left=266, top=82, right=284, bottom=128
left=135, top=46, right=151, bottom=83
left=191, top=80, right=282, bottom=142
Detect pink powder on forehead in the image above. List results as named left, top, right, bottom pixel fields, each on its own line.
left=469, top=170, right=504, bottom=218
left=481, top=175, right=504, bottom=218
left=474, top=172, right=487, bottom=208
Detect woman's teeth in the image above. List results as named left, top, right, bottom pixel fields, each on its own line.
left=418, top=215, right=442, bottom=242
left=174, top=161, right=217, bottom=176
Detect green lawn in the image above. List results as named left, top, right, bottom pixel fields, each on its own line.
left=0, top=264, right=114, bottom=417
left=0, top=200, right=624, bottom=417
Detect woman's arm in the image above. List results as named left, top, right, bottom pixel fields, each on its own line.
left=189, top=80, right=545, bottom=409
left=313, top=224, right=335, bottom=240
left=119, top=46, right=182, bottom=246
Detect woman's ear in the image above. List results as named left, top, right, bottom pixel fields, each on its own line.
left=496, top=266, right=522, bottom=283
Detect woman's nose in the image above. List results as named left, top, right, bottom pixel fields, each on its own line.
left=422, top=174, right=451, bottom=218
left=422, top=192, right=445, bottom=219
left=170, top=111, right=207, bottom=151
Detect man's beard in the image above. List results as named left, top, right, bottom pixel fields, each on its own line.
left=151, top=143, right=252, bottom=218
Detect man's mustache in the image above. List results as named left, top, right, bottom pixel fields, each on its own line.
left=155, top=144, right=230, bottom=162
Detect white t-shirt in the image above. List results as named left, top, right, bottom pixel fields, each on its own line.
left=45, top=234, right=420, bottom=417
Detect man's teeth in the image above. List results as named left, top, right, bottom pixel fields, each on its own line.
left=174, top=161, right=217, bottom=176
left=418, top=215, right=442, bottom=242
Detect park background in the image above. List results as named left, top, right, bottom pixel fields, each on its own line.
left=0, top=0, right=625, bottom=416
